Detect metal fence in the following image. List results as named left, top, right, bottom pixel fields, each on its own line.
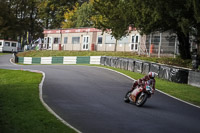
left=96, top=33, right=181, bottom=58
left=140, top=33, right=179, bottom=58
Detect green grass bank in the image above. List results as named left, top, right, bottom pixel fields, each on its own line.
left=0, top=69, right=76, bottom=133
left=0, top=53, right=10, bottom=56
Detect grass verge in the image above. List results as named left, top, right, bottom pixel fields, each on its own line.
left=92, top=65, right=200, bottom=107
left=0, top=53, right=10, bottom=56
left=0, top=69, right=76, bottom=133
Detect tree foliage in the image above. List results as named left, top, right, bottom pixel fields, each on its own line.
left=93, top=0, right=132, bottom=40
left=0, top=0, right=42, bottom=42
left=61, top=3, right=80, bottom=28
left=132, top=0, right=194, bottom=59
left=92, top=0, right=134, bottom=51
left=62, top=1, right=94, bottom=28
left=0, top=1, right=16, bottom=39
left=0, top=0, right=87, bottom=42
left=38, top=0, right=79, bottom=29
left=93, top=0, right=200, bottom=59
left=192, top=0, right=200, bottom=54
left=76, top=2, right=94, bottom=27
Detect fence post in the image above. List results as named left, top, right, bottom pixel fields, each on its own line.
left=158, top=32, right=162, bottom=58
left=192, top=49, right=199, bottom=70
left=138, top=42, right=141, bottom=55
left=148, top=34, right=152, bottom=57
left=174, top=37, right=177, bottom=58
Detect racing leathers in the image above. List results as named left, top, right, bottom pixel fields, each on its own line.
left=131, top=75, right=156, bottom=93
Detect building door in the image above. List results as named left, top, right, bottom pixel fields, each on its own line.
left=131, top=35, right=140, bottom=51
left=83, top=36, right=89, bottom=50
left=44, top=37, right=47, bottom=49
left=46, top=37, right=53, bottom=49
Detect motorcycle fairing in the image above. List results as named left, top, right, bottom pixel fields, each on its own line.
left=130, top=87, right=143, bottom=102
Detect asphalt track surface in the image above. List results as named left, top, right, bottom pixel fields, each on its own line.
left=1, top=54, right=200, bottom=133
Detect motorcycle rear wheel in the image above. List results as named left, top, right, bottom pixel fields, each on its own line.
left=135, top=92, right=148, bottom=107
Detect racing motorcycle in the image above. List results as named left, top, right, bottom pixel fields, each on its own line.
left=124, top=83, right=154, bottom=107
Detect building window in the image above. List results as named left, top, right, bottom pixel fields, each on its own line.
left=64, top=37, right=68, bottom=44
left=131, top=35, right=140, bottom=51
left=132, top=36, right=139, bottom=43
left=167, top=36, right=176, bottom=46
left=97, top=36, right=102, bottom=44
left=5, top=42, right=10, bottom=46
left=54, top=37, right=60, bottom=44
left=72, top=37, right=80, bottom=44
left=12, top=43, right=17, bottom=47
left=152, top=36, right=160, bottom=45
left=118, top=36, right=129, bottom=44
left=105, top=35, right=116, bottom=44
left=44, top=37, right=47, bottom=44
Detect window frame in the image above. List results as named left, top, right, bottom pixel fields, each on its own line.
left=53, top=37, right=60, bottom=44
left=64, top=37, right=68, bottom=44
left=11, top=42, right=17, bottom=47
left=97, top=36, right=103, bottom=44
left=72, top=37, right=80, bottom=44
left=130, top=34, right=140, bottom=51
left=5, top=42, right=10, bottom=47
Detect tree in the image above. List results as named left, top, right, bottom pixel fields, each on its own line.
left=75, top=2, right=94, bottom=27
left=62, top=3, right=79, bottom=28
left=132, top=0, right=194, bottom=59
left=0, top=1, right=17, bottom=39
left=126, top=0, right=195, bottom=59
left=93, top=0, right=198, bottom=59
left=0, top=0, right=43, bottom=43
left=0, top=0, right=90, bottom=44
left=93, top=0, right=132, bottom=51
left=62, top=1, right=94, bottom=28
left=38, top=0, right=87, bottom=29
left=191, top=0, right=200, bottom=55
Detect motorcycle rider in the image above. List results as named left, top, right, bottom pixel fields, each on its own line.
left=131, top=72, right=156, bottom=93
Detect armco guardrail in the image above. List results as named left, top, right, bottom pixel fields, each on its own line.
left=188, top=71, right=200, bottom=87
left=100, top=56, right=200, bottom=87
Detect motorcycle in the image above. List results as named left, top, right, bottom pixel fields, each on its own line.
left=124, top=83, right=154, bottom=107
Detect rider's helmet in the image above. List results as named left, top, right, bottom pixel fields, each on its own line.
left=148, top=72, right=155, bottom=79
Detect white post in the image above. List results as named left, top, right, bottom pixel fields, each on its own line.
left=174, top=36, right=177, bottom=58
left=60, top=29, right=62, bottom=51
left=138, top=42, right=141, bottom=55
left=149, top=34, right=152, bottom=57
left=158, top=32, right=162, bottom=58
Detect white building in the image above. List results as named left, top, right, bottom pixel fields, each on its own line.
left=43, top=27, right=178, bottom=57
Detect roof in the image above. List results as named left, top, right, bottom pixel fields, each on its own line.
left=43, top=27, right=102, bottom=34
left=0, top=39, right=18, bottom=42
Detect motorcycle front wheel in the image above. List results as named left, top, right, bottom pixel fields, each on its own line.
left=124, top=90, right=132, bottom=103
left=135, top=92, right=148, bottom=107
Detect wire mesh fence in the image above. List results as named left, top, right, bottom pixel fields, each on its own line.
left=139, top=33, right=179, bottom=58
